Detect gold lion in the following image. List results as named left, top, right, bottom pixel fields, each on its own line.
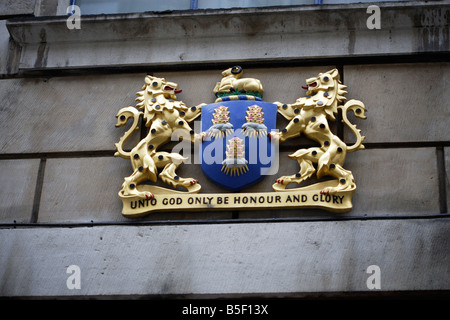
left=114, top=75, right=204, bottom=199
left=271, top=68, right=367, bottom=194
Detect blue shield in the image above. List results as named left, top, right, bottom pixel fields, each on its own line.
left=200, top=100, right=277, bottom=191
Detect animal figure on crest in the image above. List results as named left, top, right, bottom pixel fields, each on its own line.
left=270, top=68, right=367, bottom=194
left=114, top=75, right=205, bottom=200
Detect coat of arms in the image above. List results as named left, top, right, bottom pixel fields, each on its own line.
left=114, top=66, right=366, bottom=217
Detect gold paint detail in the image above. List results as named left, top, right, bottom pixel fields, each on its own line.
left=114, top=75, right=204, bottom=201
left=272, top=68, right=366, bottom=195
left=213, top=66, right=264, bottom=103
left=121, top=181, right=354, bottom=218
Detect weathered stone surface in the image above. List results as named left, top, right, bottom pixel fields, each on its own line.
left=445, top=147, right=450, bottom=212
left=38, top=157, right=127, bottom=222
left=153, top=69, right=220, bottom=109
left=0, top=0, right=36, bottom=17
left=7, top=3, right=450, bottom=71
left=0, top=219, right=448, bottom=297
left=0, top=159, right=40, bottom=223
left=347, top=148, right=440, bottom=216
left=0, top=22, right=10, bottom=76
left=38, top=157, right=233, bottom=222
left=0, top=74, right=144, bottom=154
left=35, top=0, right=59, bottom=16
left=344, top=63, right=450, bottom=143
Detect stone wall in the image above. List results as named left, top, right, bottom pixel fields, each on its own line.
left=0, top=1, right=449, bottom=298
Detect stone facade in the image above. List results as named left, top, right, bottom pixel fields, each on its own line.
left=0, top=0, right=449, bottom=298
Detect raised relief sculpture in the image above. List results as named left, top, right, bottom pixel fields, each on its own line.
left=271, top=68, right=366, bottom=195
left=114, top=67, right=366, bottom=217
left=114, top=76, right=204, bottom=203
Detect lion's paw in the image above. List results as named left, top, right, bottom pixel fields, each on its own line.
left=179, top=178, right=199, bottom=187
left=144, top=192, right=154, bottom=200
left=194, top=132, right=208, bottom=142
left=268, top=131, right=281, bottom=142
left=121, top=187, right=154, bottom=199
left=275, top=177, right=291, bottom=185
left=320, top=187, right=339, bottom=195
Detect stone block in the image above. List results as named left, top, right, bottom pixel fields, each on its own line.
left=38, top=157, right=233, bottom=223
left=445, top=147, right=450, bottom=212
left=0, top=219, right=448, bottom=297
left=0, top=159, right=40, bottom=223
left=38, top=157, right=126, bottom=222
left=35, top=0, right=59, bottom=16
left=0, top=0, right=36, bottom=18
left=153, top=69, right=220, bottom=109
left=0, top=21, right=10, bottom=76
left=347, top=148, right=440, bottom=216
left=343, top=63, right=450, bottom=143
left=0, top=74, right=144, bottom=154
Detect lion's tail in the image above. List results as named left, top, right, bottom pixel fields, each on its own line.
left=339, top=99, right=367, bottom=152
left=114, top=106, right=143, bottom=159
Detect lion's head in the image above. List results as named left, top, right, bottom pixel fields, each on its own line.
left=301, top=68, right=348, bottom=121
left=141, top=75, right=182, bottom=100
left=135, top=75, right=186, bottom=126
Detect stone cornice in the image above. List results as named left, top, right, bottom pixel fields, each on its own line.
left=5, top=1, right=450, bottom=72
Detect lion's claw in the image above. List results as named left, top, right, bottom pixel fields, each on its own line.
left=269, top=131, right=281, bottom=141
left=145, top=193, right=154, bottom=199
